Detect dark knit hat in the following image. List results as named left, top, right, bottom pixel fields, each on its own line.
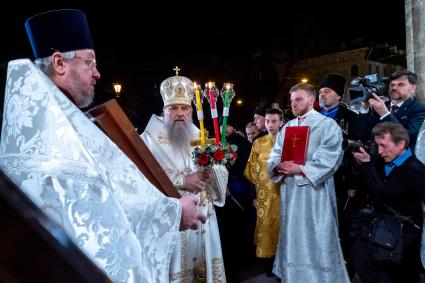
left=318, top=73, right=346, bottom=98
left=219, top=115, right=238, bottom=128
left=253, top=100, right=270, bottom=117
left=25, top=9, right=94, bottom=59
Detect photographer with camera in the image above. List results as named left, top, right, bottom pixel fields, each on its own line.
left=355, top=70, right=425, bottom=151
left=351, top=122, right=425, bottom=283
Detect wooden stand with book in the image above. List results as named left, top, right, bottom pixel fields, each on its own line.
left=86, top=99, right=181, bottom=198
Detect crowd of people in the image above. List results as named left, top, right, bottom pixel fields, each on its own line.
left=1, top=8, right=425, bottom=283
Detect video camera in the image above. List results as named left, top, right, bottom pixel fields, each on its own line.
left=348, top=74, right=390, bottom=103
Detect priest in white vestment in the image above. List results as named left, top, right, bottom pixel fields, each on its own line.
left=141, top=72, right=228, bottom=282
left=268, top=83, right=350, bottom=282
left=0, top=9, right=205, bottom=283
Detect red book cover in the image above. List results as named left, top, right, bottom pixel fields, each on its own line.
left=281, top=126, right=310, bottom=165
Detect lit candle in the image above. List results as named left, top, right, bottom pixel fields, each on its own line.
left=221, top=83, right=231, bottom=143
left=207, top=82, right=220, bottom=145
left=194, top=82, right=205, bottom=147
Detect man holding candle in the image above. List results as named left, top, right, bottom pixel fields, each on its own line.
left=141, top=73, right=228, bottom=282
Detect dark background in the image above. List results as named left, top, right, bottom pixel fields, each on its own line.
left=0, top=0, right=406, bottom=132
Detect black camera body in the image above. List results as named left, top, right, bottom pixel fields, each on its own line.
left=348, top=74, right=390, bottom=103
left=342, top=139, right=377, bottom=155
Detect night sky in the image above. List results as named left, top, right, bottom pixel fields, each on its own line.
left=0, top=0, right=406, bottom=130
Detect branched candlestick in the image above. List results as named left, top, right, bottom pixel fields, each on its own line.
left=220, top=83, right=236, bottom=143
left=203, top=82, right=220, bottom=145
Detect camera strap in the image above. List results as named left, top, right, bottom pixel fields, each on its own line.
left=384, top=205, right=420, bottom=230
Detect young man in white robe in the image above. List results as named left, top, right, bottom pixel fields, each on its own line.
left=141, top=73, right=228, bottom=282
left=268, top=83, right=350, bottom=282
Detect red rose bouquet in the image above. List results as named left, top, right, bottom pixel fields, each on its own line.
left=192, top=142, right=237, bottom=169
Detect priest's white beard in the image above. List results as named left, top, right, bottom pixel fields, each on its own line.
left=165, top=117, right=194, bottom=151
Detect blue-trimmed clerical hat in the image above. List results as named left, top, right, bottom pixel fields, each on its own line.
left=25, top=9, right=94, bottom=59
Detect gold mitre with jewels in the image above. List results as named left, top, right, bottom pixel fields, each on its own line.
left=160, top=67, right=195, bottom=108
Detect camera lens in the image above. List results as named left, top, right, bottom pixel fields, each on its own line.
left=342, top=139, right=362, bottom=152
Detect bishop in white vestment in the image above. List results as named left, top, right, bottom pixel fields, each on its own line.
left=268, top=83, right=350, bottom=282
left=141, top=73, right=228, bottom=282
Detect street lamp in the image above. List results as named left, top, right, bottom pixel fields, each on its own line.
left=113, top=83, right=122, bottom=98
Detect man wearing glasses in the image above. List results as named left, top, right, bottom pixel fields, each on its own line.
left=0, top=9, right=205, bottom=282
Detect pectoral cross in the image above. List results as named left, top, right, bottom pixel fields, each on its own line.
left=291, top=134, right=300, bottom=148
left=173, top=66, right=180, bottom=76
left=190, top=130, right=215, bottom=147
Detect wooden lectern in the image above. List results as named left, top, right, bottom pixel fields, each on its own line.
left=86, top=99, right=181, bottom=198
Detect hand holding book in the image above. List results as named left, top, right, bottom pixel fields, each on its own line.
left=274, top=126, right=310, bottom=176
left=275, top=161, right=302, bottom=176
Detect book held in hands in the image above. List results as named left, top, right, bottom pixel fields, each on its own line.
left=281, top=126, right=310, bottom=165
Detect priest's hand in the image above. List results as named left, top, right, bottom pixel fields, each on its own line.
left=280, top=161, right=302, bottom=175
left=179, top=195, right=206, bottom=231
left=184, top=173, right=206, bottom=193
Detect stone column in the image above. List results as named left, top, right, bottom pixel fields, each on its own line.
left=406, top=0, right=425, bottom=101
left=405, top=0, right=414, bottom=70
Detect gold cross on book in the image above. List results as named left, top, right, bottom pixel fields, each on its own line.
left=291, top=134, right=300, bottom=147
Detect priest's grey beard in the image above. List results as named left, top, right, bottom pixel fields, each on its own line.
left=165, top=117, right=194, bottom=151
left=68, top=67, right=95, bottom=108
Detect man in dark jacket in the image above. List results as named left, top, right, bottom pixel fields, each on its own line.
left=318, top=74, right=360, bottom=201
left=215, top=115, right=256, bottom=282
left=355, top=70, right=425, bottom=151
left=319, top=73, right=358, bottom=140
left=318, top=73, right=362, bottom=276
left=352, top=122, right=425, bottom=283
